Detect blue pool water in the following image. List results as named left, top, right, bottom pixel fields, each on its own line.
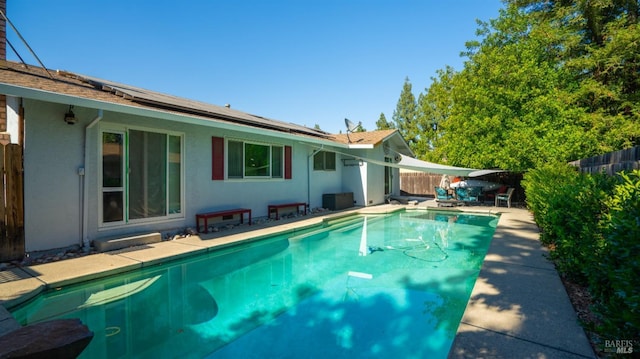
left=11, top=210, right=498, bottom=358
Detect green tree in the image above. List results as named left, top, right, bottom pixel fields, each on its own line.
left=392, top=77, right=419, bottom=149
left=417, top=66, right=456, bottom=161
left=437, top=5, right=581, bottom=170
left=422, top=1, right=639, bottom=171
left=514, top=0, right=640, bottom=152
left=375, top=112, right=394, bottom=130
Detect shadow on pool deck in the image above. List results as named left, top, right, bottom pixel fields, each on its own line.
left=0, top=201, right=596, bottom=358
left=449, top=208, right=596, bottom=359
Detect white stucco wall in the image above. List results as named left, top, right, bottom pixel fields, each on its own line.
left=6, top=96, right=20, bottom=144
left=340, top=158, right=365, bottom=207
left=306, top=153, right=344, bottom=210
left=340, top=146, right=395, bottom=207
left=22, top=100, right=351, bottom=251
left=23, top=100, right=86, bottom=251
left=365, top=146, right=389, bottom=206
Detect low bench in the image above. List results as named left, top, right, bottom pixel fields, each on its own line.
left=268, top=202, right=307, bottom=220
left=196, top=208, right=251, bottom=233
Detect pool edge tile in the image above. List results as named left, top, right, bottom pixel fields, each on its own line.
left=112, top=241, right=209, bottom=268
left=26, top=253, right=143, bottom=290
left=0, top=267, right=45, bottom=310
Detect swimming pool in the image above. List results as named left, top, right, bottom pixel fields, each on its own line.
left=11, top=210, right=498, bottom=358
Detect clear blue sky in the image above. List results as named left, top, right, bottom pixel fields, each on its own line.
left=6, top=1, right=504, bottom=134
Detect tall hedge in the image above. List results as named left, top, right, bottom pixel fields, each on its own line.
left=590, top=171, right=640, bottom=340
left=523, top=165, right=639, bottom=341
left=521, top=162, right=612, bottom=282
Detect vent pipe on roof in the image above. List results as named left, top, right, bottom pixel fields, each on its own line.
left=225, top=104, right=230, bottom=108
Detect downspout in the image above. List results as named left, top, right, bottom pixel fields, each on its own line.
left=81, top=109, right=103, bottom=251
left=307, top=145, right=323, bottom=207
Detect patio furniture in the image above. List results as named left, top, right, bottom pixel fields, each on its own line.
left=322, top=192, right=354, bottom=210
left=196, top=208, right=252, bottom=233
left=434, top=186, right=453, bottom=201
left=455, top=187, right=481, bottom=203
left=485, top=185, right=508, bottom=202
left=268, top=202, right=307, bottom=220
left=495, top=187, right=515, bottom=208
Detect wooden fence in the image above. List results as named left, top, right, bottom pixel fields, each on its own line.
left=0, top=144, right=24, bottom=262
left=400, top=170, right=525, bottom=204
left=399, top=172, right=442, bottom=196
left=569, top=146, right=640, bottom=175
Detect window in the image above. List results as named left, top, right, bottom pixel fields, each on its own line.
left=101, top=128, right=183, bottom=225
left=271, top=146, right=283, bottom=178
left=102, top=132, right=124, bottom=222
left=213, top=137, right=291, bottom=180
left=244, top=142, right=271, bottom=177
left=313, top=151, right=336, bottom=171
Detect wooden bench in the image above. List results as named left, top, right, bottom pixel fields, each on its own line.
left=196, top=208, right=251, bottom=233
left=268, top=202, right=307, bottom=220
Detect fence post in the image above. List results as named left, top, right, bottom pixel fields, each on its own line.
left=0, top=144, right=24, bottom=262
left=0, top=145, right=5, bottom=247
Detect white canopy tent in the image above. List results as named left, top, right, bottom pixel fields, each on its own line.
left=324, top=146, right=503, bottom=177
left=393, top=154, right=503, bottom=177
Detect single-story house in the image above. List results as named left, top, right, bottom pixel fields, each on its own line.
left=0, top=60, right=416, bottom=254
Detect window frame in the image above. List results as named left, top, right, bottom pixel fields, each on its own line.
left=99, top=125, right=185, bottom=228
left=313, top=151, right=336, bottom=171
left=226, top=139, right=285, bottom=180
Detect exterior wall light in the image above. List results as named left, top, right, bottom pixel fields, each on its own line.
left=64, top=105, right=76, bottom=125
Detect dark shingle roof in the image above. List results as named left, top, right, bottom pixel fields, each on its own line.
left=0, top=60, right=330, bottom=138
left=0, top=60, right=406, bottom=148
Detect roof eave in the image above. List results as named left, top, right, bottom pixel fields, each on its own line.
left=346, top=144, right=374, bottom=149
left=382, top=130, right=414, bottom=157
left=0, top=83, right=348, bottom=148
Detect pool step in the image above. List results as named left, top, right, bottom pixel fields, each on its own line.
left=93, top=232, right=162, bottom=252
left=0, top=306, right=20, bottom=337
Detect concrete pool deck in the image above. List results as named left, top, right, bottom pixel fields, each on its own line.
left=0, top=202, right=596, bottom=358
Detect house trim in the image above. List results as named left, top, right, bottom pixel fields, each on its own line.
left=0, top=83, right=348, bottom=149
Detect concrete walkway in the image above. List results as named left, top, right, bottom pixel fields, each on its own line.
left=448, top=209, right=596, bottom=358
left=0, top=202, right=596, bottom=358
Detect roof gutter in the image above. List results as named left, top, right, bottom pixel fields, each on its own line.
left=81, top=108, right=103, bottom=251
left=0, top=83, right=346, bottom=148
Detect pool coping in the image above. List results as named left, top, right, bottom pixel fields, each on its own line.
left=0, top=202, right=596, bottom=358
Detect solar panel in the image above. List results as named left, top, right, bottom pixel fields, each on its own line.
left=60, top=71, right=331, bottom=138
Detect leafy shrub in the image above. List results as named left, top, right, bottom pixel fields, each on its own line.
left=524, top=165, right=639, bottom=341
left=589, top=170, right=640, bottom=340
left=521, top=162, right=574, bottom=242
left=522, top=162, right=612, bottom=283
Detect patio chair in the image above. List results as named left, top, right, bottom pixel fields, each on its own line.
left=485, top=185, right=508, bottom=202
left=434, top=187, right=453, bottom=201
left=455, top=187, right=480, bottom=202
left=495, top=187, right=515, bottom=208
left=468, top=187, right=482, bottom=201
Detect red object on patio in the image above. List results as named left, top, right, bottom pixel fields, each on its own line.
left=268, top=202, right=307, bottom=220
left=196, top=208, right=252, bottom=233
